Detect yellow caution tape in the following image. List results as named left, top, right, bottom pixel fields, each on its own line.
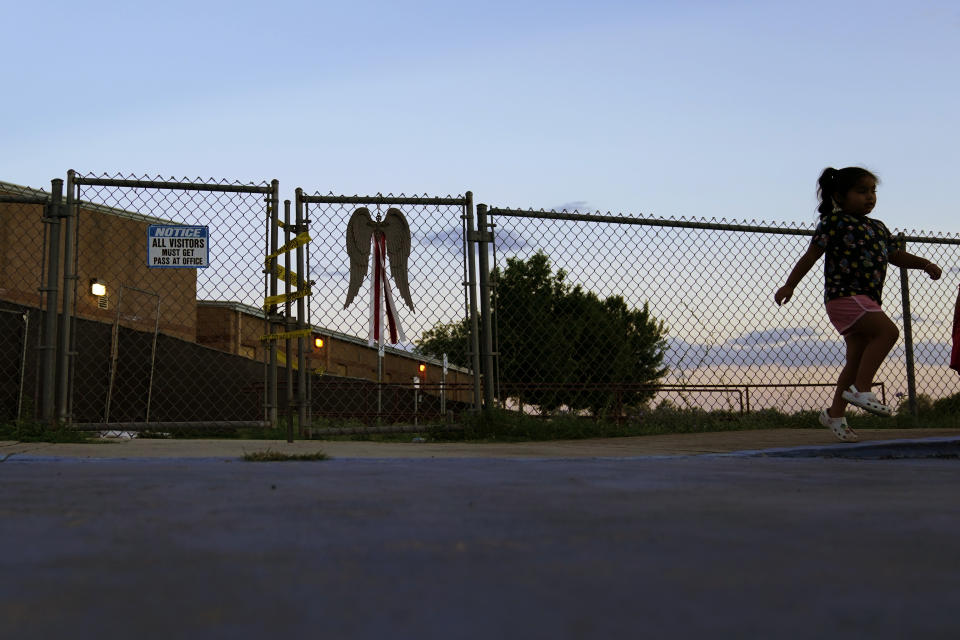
left=259, top=328, right=313, bottom=342
left=269, top=264, right=309, bottom=289
left=271, top=344, right=325, bottom=375
left=262, top=288, right=311, bottom=309
left=265, top=232, right=311, bottom=262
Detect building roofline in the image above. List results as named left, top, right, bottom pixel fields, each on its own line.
left=197, top=299, right=471, bottom=373
left=0, top=179, right=176, bottom=224
left=0, top=180, right=47, bottom=198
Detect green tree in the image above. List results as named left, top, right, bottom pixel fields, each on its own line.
left=415, top=317, right=471, bottom=370
left=416, top=252, right=668, bottom=416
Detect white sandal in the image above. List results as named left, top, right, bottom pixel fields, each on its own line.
left=841, top=385, right=893, bottom=417
left=820, top=410, right=859, bottom=442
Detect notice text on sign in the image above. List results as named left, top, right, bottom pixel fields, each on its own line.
left=148, top=225, right=210, bottom=268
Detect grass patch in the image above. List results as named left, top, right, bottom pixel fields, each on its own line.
left=412, top=403, right=960, bottom=443
left=450, top=407, right=815, bottom=442
left=135, top=423, right=296, bottom=440
left=0, top=420, right=90, bottom=443
left=37, top=390, right=956, bottom=446
left=242, top=448, right=330, bottom=462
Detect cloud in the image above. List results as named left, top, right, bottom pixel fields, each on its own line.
left=413, top=226, right=531, bottom=255
left=891, top=313, right=927, bottom=323
left=416, top=228, right=462, bottom=253
left=727, top=327, right=821, bottom=346
left=552, top=201, right=591, bottom=213
left=491, top=227, right=530, bottom=252
left=666, top=335, right=844, bottom=369
left=892, top=341, right=953, bottom=366
left=666, top=331, right=955, bottom=370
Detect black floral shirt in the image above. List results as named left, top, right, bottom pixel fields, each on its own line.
left=811, top=212, right=902, bottom=304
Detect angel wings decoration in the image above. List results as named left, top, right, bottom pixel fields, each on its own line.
left=344, top=207, right=414, bottom=345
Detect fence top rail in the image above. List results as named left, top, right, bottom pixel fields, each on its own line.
left=72, top=175, right=274, bottom=195
left=0, top=194, right=49, bottom=205
left=498, top=381, right=880, bottom=391
left=486, top=207, right=960, bottom=244
left=299, top=192, right=468, bottom=206
left=0, top=180, right=49, bottom=202
left=899, top=233, right=960, bottom=246
left=487, top=207, right=814, bottom=235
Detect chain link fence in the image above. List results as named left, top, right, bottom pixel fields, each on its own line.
left=5, top=172, right=959, bottom=432
left=0, top=183, right=51, bottom=423
left=482, top=207, right=960, bottom=420
left=298, top=191, right=477, bottom=425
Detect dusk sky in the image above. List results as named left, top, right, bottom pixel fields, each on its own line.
left=3, top=0, right=957, bottom=233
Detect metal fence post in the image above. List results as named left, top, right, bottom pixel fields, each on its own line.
left=441, top=352, right=447, bottom=417
left=476, top=204, right=495, bottom=411
left=284, top=199, right=294, bottom=442
left=295, top=189, right=309, bottom=432
left=40, top=179, right=63, bottom=423
left=267, top=180, right=280, bottom=426
left=56, top=170, right=77, bottom=422
left=898, top=233, right=918, bottom=416
left=145, top=293, right=160, bottom=422
left=464, top=194, right=482, bottom=411
left=17, top=310, right=30, bottom=421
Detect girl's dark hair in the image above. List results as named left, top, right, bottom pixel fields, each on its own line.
left=816, top=166, right=879, bottom=216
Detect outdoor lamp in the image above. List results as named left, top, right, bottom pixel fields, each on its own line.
left=90, top=279, right=107, bottom=297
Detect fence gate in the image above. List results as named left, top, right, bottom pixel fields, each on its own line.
left=294, top=190, right=481, bottom=427
left=52, top=172, right=280, bottom=431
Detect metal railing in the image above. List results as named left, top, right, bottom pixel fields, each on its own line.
left=470, top=206, right=959, bottom=418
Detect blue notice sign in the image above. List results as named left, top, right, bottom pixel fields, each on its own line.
left=147, top=225, right=210, bottom=268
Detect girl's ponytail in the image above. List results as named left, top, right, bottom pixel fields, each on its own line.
left=816, top=166, right=879, bottom=217
left=816, top=167, right=839, bottom=216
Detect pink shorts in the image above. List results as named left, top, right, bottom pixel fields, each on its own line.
left=825, top=295, right=882, bottom=335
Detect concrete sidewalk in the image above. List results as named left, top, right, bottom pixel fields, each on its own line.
left=4, top=428, right=960, bottom=639
left=4, top=427, right=960, bottom=460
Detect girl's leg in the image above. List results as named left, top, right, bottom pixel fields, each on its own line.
left=848, top=311, right=899, bottom=392
left=828, top=312, right=898, bottom=417
left=829, top=333, right=867, bottom=418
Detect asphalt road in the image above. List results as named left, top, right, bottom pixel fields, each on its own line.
left=2, top=452, right=959, bottom=639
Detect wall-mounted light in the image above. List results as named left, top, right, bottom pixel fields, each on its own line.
left=90, top=279, right=107, bottom=297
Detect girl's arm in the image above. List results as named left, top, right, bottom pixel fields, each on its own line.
left=774, top=245, right=824, bottom=305
left=889, top=250, right=942, bottom=280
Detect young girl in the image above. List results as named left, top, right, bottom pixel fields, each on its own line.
left=774, top=167, right=942, bottom=441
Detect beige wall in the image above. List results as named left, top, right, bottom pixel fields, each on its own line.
left=197, top=304, right=261, bottom=359
left=0, top=198, right=197, bottom=341
left=196, top=303, right=475, bottom=403
left=0, top=201, right=47, bottom=309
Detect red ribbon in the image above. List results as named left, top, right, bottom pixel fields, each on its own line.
left=371, top=232, right=400, bottom=344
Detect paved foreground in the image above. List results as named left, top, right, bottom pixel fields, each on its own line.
left=2, top=445, right=959, bottom=638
